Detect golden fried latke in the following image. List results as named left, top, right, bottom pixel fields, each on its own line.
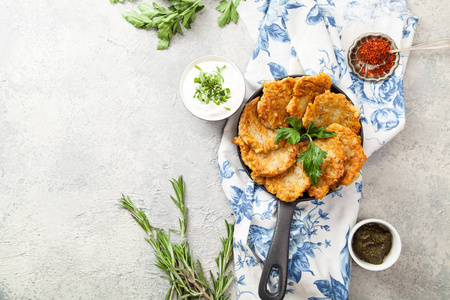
left=233, top=136, right=298, bottom=177
left=238, top=97, right=285, bottom=153
left=302, top=91, right=361, bottom=134
left=307, top=136, right=346, bottom=199
left=257, top=77, right=298, bottom=130
left=286, top=73, right=332, bottom=120
left=250, top=174, right=266, bottom=186
left=327, top=123, right=367, bottom=188
left=260, top=141, right=312, bottom=202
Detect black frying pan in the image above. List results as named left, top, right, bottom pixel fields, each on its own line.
left=235, top=75, right=363, bottom=300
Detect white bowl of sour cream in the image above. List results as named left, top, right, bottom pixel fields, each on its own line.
left=180, top=55, right=246, bottom=121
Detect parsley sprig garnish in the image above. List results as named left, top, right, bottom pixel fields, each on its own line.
left=194, top=65, right=231, bottom=110
left=119, top=176, right=235, bottom=299
left=275, top=117, right=336, bottom=186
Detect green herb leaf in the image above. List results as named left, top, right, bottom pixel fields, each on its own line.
left=305, top=122, right=336, bottom=139
left=275, top=117, right=336, bottom=185
left=193, top=65, right=231, bottom=109
left=122, top=10, right=150, bottom=28
left=286, top=116, right=303, bottom=132
left=274, top=116, right=305, bottom=146
left=297, top=138, right=328, bottom=186
left=115, top=0, right=240, bottom=48
left=119, top=176, right=235, bottom=299
left=275, top=127, right=301, bottom=146
left=121, top=0, right=204, bottom=50
left=216, top=0, right=243, bottom=27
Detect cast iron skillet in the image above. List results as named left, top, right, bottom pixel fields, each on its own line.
left=235, top=75, right=363, bottom=300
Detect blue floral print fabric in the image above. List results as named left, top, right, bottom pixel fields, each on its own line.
left=218, top=0, right=417, bottom=298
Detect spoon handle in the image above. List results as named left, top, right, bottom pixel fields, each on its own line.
left=390, top=38, right=450, bottom=53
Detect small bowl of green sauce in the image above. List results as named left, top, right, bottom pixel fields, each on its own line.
left=348, top=219, right=401, bottom=271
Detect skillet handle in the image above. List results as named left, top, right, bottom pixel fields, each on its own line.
left=258, top=200, right=297, bottom=300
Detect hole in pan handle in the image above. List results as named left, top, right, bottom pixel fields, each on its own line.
left=258, top=200, right=298, bottom=300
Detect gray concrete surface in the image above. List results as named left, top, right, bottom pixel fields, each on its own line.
left=0, top=0, right=448, bottom=299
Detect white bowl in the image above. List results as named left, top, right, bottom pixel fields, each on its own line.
left=180, top=55, right=246, bottom=121
left=348, top=219, right=401, bottom=271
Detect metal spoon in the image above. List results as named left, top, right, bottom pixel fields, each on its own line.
left=390, top=38, right=450, bottom=53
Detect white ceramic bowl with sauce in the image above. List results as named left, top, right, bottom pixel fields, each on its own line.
left=348, top=218, right=401, bottom=271
left=180, top=55, right=246, bottom=121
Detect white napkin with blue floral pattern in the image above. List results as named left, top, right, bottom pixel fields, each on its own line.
left=218, top=0, right=417, bottom=299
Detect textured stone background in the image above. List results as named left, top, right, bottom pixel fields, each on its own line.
left=0, top=0, right=448, bottom=299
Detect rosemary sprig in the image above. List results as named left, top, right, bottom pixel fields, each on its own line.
left=119, top=176, right=235, bottom=299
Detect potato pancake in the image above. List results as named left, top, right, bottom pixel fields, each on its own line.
left=233, top=136, right=298, bottom=177
left=239, top=97, right=285, bottom=153
left=259, top=142, right=311, bottom=202
left=326, top=123, right=367, bottom=188
left=287, top=73, right=332, bottom=120
left=257, top=77, right=297, bottom=130
left=302, top=91, right=361, bottom=134
left=262, top=162, right=311, bottom=202
left=307, top=136, right=346, bottom=199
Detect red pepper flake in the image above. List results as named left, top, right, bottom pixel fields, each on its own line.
left=357, top=37, right=396, bottom=77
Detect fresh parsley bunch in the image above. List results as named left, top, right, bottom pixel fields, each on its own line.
left=275, top=117, right=336, bottom=186
left=121, top=0, right=205, bottom=50
left=119, top=176, right=234, bottom=299
left=114, top=0, right=244, bottom=50
left=193, top=65, right=231, bottom=110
